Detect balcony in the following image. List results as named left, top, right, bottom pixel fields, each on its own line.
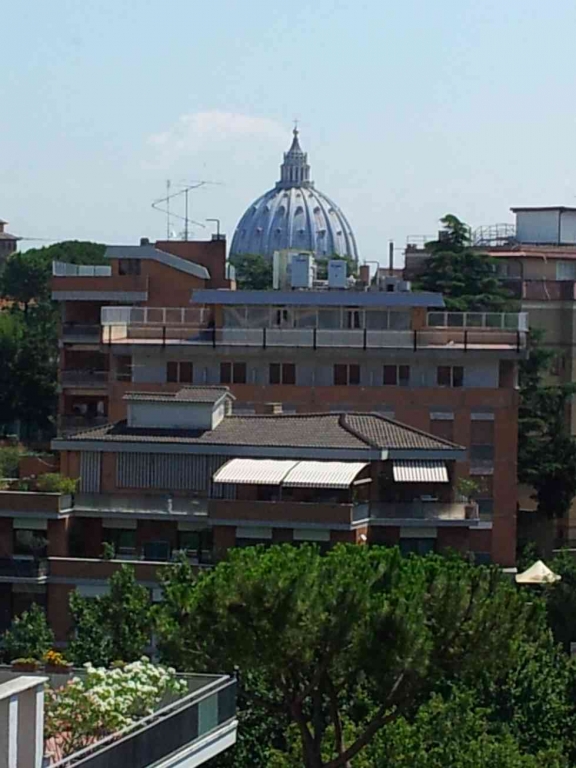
left=0, top=668, right=237, bottom=768
left=61, top=369, right=109, bottom=388
left=0, top=490, right=73, bottom=515
left=59, top=415, right=110, bottom=436
left=0, top=557, right=48, bottom=579
left=49, top=557, right=174, bottom=582
left=99, top=310, right=527, bottom=352
left=62, top=323, right=102, bottom=343
left=52, top=263, right=149, bottom=302
left=209, top=498, right=359, bottom=525
left=368, top=501, right=474, bottom=522
left=74, top=492, right=208, bottom=519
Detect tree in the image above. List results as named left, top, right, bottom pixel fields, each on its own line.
left=1, top=603, right=54, bottom=662
left=69, top=566, right=153, bottom=666
left=229, top=253, right=273, bottom=290
left=518, top=330, right=576, bottom=518
left=156, top=545, right=540, bottom=768
left=414, top=214, right=514, bottom=311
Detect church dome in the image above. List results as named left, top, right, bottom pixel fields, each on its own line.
left=230, top=129, right=359, bottom=262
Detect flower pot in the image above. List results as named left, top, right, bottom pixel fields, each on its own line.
left=45, top=662, right=73, bottom=674
left=11, top=661, right=41, bottom=672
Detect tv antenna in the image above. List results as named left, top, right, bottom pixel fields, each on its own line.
left=152, top=179, right=220, bottom=240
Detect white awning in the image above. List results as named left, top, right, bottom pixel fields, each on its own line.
left=213, top=459, right=369, bottom=489
left=393, top=460, right=449, bottom=483
left=213, top=459, right=298, bottom=485
left=283, top=461, right=368, bottom=489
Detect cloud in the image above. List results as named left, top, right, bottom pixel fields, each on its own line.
left=146, top=111, right=286, bottom=168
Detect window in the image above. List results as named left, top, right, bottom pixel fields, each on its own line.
left=399, top=538, right=436, bottom=556
left=13, top=530, right=47, bottom=558
left=167, top=361, right=193, bottom=384
left=334, top=364, right=360, bottom=386
left=383, top=365, right=410, bottom=386
left=116, top=355, right=132, bottom=382
left=273, top=308, right=291, bottom=327
left=437, top=366, right=464, bottom=387
left=220, top=362, right=247, bottom=384
left=103, top=528, right=136, bottom=557
left=470, top=444, right=494, bottom=462
left=269, top=363, right=296, bottom=385
left=556, top=260, right=576, bottom=281
left=177, top=530, right=213, bottom=564
left=118, top=259, right=141, bottom=276
left=346, top=309, right=362, bottom=329
left=142, top=541, right=171, bottom=562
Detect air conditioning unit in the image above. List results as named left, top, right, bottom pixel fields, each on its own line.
left=328, top=259, right=347, bottom=289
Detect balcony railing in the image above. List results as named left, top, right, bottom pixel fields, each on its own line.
left=0, top=490, right=73, bottom=514
left=62, top=323, right=102, bottom=342
left=0, top=557, right=48, bottom=578
left=100, top=324, right=526, bottom=351
left=74, top=492, right=208, bottom=518
left=51, top=675, right=237, bottom=768
left=59, top=415, right=110, bottom=436
left=368, top=501, right=474, bottom=521
left=61, top=370, right=109, bottom=387
left=426, top=311, right=527, bottom=330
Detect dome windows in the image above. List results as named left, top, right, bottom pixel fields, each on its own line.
left=294, top=205, right=304, bottom=216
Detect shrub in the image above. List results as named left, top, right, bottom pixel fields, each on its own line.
left=0, top=446, right=21, bottom=478
left=2, top=603, right=54, bottom=662
left=36, top=473, right=78, bottom=494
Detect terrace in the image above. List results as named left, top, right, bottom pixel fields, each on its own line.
left=0, top=667, right=237, bottom=768
left=100, top=306, right=528, bottom=352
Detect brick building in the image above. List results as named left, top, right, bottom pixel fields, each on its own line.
left=1, top=386, right=495, bottom=640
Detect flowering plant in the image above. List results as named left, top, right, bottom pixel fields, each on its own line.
left=44, top=650, right=70, bottom=667
left=44, top=657, right=187, bottom=759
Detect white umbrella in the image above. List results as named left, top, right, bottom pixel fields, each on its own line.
left=515, top=560, right=561, bottom=585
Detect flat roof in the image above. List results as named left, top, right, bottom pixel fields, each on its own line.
left=106, top=245, right=210, bottom=280
left=511, top=206, right=576, bottom=213
left=191, top=289, right=445, bottom=308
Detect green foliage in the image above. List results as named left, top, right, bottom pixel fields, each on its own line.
left=518, top=330, right=576, bottom=517
left=68, top=566, right=153, bottom=667
left=0, top=241, right=105, bottom=433
left=156, top=545, right=541, bottom=768
left=0, top=446, right=21, bottom=477
left=544, top=550, right=576, bottom=650
left=414, top=214, right=514, bottom=311
left=1, top=603, right=54, bottom=662
left=229, top=253, right=273, bottom=290
left=36, top=472, right=79, bottom=494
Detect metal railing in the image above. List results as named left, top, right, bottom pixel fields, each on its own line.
left=62, top=324, right=102, bottom=340
left=51, top=675, right=236, bottom=768
left=61, top=370, right=109, bottom=386
left=101, top=306, right=210, bottom=326
left=100, top=324, right=526, bottom=351
left=74, top=493, right=208, bottom=517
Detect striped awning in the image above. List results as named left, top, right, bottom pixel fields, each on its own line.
left=213, top=459, right=368, bottom=489
left=283, top=461, right=368, bottom=489
left=213, top=459, right=298, bottom=485
left=392, top=460, right=449, bottom=483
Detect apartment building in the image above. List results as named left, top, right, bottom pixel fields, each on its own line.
left=53, top=235, right=231, bottom=434
left=0, top=384, right=503, bottom=640
left=405, top=205, right=576, bottom=542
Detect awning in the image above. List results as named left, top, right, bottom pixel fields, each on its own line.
left=213, top=459, right=368, bottom=489
left=393, top=460, right=449, bottom=483
left=515, top=560, right=561, bottom=585
left=213, top=459, right=298, bottom=485
left=283, top=461, right=368, bottom=489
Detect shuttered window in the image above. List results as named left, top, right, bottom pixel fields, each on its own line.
left=80, top=452, right=101, bottom=493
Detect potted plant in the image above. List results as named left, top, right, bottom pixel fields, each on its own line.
left=456, top=477, right=480, bottom=520
left=43, top=650, right=73, bottom=673
left=11, top=657, right=41, bottom=672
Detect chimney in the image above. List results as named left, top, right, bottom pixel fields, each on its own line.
left=262, top=402, right=283, bottom=415
left=359, top=264, right=370, bottom=285
left=388, top=241, right=394, bottom=275
left=140, top=237, right=150, bottom=246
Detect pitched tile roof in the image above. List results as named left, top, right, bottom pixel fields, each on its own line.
left=342, top=413, right=463, bottom=451
left=60, top=411, right=464, bottom=454
left=123, top=386, right=234, bottom=404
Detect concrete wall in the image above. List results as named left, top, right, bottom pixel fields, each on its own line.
left=516, top=210, right=561, bottom=244
left=128, top=401, right=216, bottom=430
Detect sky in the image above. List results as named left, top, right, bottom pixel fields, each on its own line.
left=3, top=0, right=576, bottom=265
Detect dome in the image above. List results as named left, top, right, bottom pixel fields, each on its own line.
left=230, top=129, right=359, bottom=262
